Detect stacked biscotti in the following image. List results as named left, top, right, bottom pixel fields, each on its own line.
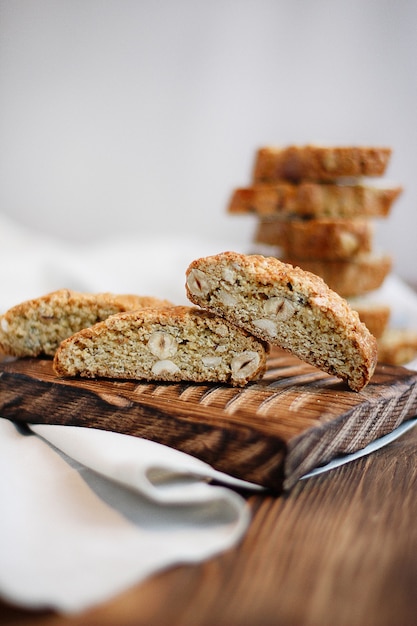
left=227, top=144, right=416, bottom=364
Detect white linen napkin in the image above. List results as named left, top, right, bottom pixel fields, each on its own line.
left=0, top=418, right=258, bottom=613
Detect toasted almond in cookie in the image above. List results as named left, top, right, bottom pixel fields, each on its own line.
left=253, top=145, right=392, bottom=183
left=53, top=306, right=268, bottom=386
left=186, top=252, right=377, bottom=391
left=0, top=289, right=173, bottom=357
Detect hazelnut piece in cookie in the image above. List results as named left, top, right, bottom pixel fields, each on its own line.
left=186, top=252, right=377, bottom=392
left=53, top=306, right=268, bottom=387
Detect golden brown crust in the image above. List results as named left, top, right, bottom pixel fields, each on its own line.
left=53, top=305, right=268, bottom=386
left=228, top=182, right=401, bottom=218
left=254, top=218, right=374, bottom=259
left=185, top=251, right=377, bottom=391
left=280, top=254, right=392, bottom=298
left=0, top=289, right=173, bottom=357
left=253, top=145, right=392, bottom=183
left=110, top=294, right=172, bottom=309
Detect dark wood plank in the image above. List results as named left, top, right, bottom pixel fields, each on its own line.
left=1, top=351, right=417, bottom=490
left=2, top=423, right=417, bottom=626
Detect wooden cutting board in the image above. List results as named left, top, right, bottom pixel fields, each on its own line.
left=1, top=349, right=417, bottom=491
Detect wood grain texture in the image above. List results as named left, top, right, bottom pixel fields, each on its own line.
left=2, top=424, right=417, bottom=626
left=1, top=349, right=417, bottom=491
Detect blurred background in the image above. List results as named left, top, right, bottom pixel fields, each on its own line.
left=0, top=0, right=416, bottom=290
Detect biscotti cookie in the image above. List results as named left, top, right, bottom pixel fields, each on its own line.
left=228, top=182, right=402, bottom=218
left=280, top=254, right=392, bottom=297
left=377, top=328, right=417, bottom=365
left=0, top=289, right=173, bottom=357
left=253, top=145, right=392, bottom=183
left=53, top=306, right=268, bottom=387
left=254, top=218, right=374, bottom=259
left=348, top=300, right=391, bottom=339
left=186, top=252, right=377, bottom=391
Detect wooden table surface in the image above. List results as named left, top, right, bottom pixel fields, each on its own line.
left=1, top=419, right=417, bottom=626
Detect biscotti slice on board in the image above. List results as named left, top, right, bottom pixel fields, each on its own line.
left=280, top=254, right=392, bottom=298
left=53, top=306, right=268, bottom=387
left=228, top=182, right=402, bottom=218
left=185, top=252, right=377, bottom=391
left=254, top=218, right=374, bottom=259
left=348, top=300, right=391, bottom=339
left=0, top=289, right=173, bottom=357
left=253, top=145, right=392, bottom=183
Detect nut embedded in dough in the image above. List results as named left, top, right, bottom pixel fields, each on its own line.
left=231, top=351, right=261, bottom=380
left=252, top=318, right=278, bottom=338
left=186, top=269, right=211, bottom=297
left=147, top=331, right=178, bottom=359
left=263, top=297, right=296, bottom=321
left=151, top=360, right=180, bottom=376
